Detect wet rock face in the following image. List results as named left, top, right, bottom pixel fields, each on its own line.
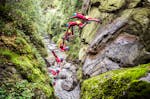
left=81, top=0, right=150, bottom=77
left=83, top=33, right=150, bottom=77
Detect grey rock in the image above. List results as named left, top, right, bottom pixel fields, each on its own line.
left=83, top=20, right=150, bottom=77
left=140, top=73, right=150, bottom=82
left=61, top=78, right=74, bottom=91
left=43, top=35, right=80, bottom=99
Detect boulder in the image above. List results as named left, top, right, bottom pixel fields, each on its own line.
left=81, top=64, right=150, bottom=99
left=140, top=73, right=150, bottom=82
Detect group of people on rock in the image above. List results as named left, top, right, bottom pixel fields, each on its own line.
left=48, top=12, right=101, bottom=86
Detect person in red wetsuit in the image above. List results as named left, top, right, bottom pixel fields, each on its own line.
left=48, top=68, right=60, bottom=76
left=48, top=66, right=61, bottom=86
left=58, top=39, right=69, bottom=51
left=51, top=50, right=64, bottom=64
left=70, top=12, right=101, bottom=23
left=63, top=29, right=74, bottom=41
left=66, top=20, right=87, bottom=29
left=66, top=20, right=87, bottom=37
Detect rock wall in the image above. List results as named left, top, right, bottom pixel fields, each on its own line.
left=80, top=0, right=150, bottom=98
left=80, top=0, right=150, bottom=77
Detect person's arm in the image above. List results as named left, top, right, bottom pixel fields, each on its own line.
left=69, top=16, right=76, bottom=19
left=62, top=39, right=65, bottom=46
left=80, top=22, right=88, bottom=28
left=51, top=50, right=58, bottom=58
left=71, top=27, right=74, bottom=35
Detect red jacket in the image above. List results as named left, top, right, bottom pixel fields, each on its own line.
left=67, top=21, right=84, bottom=28
left=72, top=13, right=86, bottom=20
left=72, top=13, right=100, bottom=22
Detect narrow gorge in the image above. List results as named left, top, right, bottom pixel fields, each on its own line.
left=0, top=0, right=150, bottom=99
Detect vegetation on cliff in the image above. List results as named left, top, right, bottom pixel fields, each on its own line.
left=0, top=0, right=54, bottom=98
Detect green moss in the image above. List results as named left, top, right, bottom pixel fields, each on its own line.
left=127, top=0, right=141, bottom=8
left=81, top=63, right=150, bottom=99
left=0, top=48, right=53, bottom=98
left=82, top=7, right=101, bottom=43
left=120, top=80, right=150, bottom=99
left=77, top=67, right=83, bottom=82
left=0, top=80, right=34, bottom=99
left=66, top=36, right=81, bottom=60
left=132, top=8, right=150, bottom=29
left=79, top=45, right=88, bottom=62
left=91, top=0, right=126, bottom=12
left=0, top=0, right=54, bottom=98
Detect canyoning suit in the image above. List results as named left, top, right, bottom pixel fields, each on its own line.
left=51, top=50, right=63, bottom=64
left=63, top=29, right=74, bottom=41
left=70, top=12, right=101, bottom=23
left=66, top=20, right=87, bottom=37
left=58, top=39, right=69, bottom=52
left=48, top=67, right=60, bottom=77
left=48, top=66, right=61, bottom=86
left=66, top=20, right=87, bottom=29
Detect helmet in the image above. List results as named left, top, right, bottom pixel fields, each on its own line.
left=60, top=58, right=64, bottom=62
left=76, top=20, right=81, bottom=24
left=68, top=29, right=71, bottom=33
left=65, top=46, right=70, bottom=51
left=66, top=23, right=69, bottom=27
left=73, top=13, right=77, bottom=16
left=56, top=69, right=60, bottom=73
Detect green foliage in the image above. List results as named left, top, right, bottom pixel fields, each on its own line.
left=81, top=63, right=150, bottom=99
left=46, top=0, right=83, bottom=60
left=0, top=0, right=48, bottom=57
left=66, top=36, right=81, bottom=60
left=0, top=80, right=34, bottom=99
left=0, top=0, right=54, bottom=98
left=77, top=66, right=83, bottom=82
left=0, top=47, right=53, bottom=98
left=48, top=0, right=82, bottom=36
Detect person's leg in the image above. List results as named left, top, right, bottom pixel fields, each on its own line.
left=87, top=18, right=101, bottom=23
left=71, top=27, right=74, bottom=35
left=79, top=22, right=88, bottom=29
left=79, top=28, right=83, bottom=37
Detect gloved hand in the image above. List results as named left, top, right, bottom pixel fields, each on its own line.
left=86, top=21, right=91, bottom=24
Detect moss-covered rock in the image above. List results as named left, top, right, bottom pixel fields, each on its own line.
left=127, top=0, right=141, bottom=8
left=91, top=0, right=126, bottom=12
left=0, top=35, right=53, bottom=98
left=80, top=0, right=150, bottom=77
left=82, top=7, right=101, bottom=43
left=81, top=63, right=150, bottom=99
left=121, top=8, right=150, bottom=51
left=79, top=44, right=88, bottom=62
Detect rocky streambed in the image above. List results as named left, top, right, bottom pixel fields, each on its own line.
left=43, top=35, right=80, bottom=99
